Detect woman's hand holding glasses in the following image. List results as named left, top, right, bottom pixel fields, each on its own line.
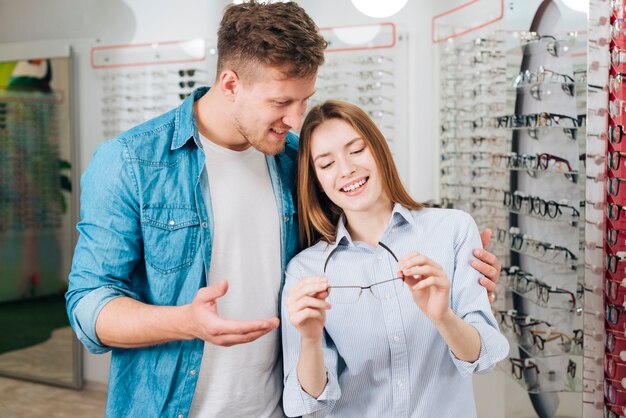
left=398, top=253, right=451, bottom=322
left=285, top=277, right=330, bottom=342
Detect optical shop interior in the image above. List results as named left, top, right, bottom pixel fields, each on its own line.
left=0, top=0, right=619, bottom=417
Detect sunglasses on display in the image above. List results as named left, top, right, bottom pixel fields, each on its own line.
left=177, top=69, right=208, bottom=77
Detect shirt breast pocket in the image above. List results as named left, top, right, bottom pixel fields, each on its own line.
left=141, top=206, right=200, bottom=274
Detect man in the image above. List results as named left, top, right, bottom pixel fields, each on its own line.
left=66, top=1, right=501, bottom=417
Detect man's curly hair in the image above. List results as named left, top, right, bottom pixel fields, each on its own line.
left=217, top=1, right=327, bottom=81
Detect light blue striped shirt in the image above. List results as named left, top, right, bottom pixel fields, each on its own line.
left=281, top=204, right=509, bottom=418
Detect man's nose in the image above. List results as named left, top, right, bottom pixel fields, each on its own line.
left=283, top=104, right=306, bottom=131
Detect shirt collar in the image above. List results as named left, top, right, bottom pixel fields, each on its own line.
left=171, top=87, right=209, bottom=150
left=326, top=203, right=416, bottom=252
left=390, top=202, right=417, bottom=229
left=321, top=203, right=417, bottom=273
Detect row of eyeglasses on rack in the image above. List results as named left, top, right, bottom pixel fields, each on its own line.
left=586, top=2, right=626, bottom=415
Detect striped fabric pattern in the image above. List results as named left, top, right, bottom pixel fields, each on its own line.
left=281, top=204, right=509, bottom=418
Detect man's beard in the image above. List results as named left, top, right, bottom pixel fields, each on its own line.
left=233, top=116, right=286, bottom=156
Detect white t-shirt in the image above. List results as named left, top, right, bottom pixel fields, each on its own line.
left=189, top=135, right=283, bottom=418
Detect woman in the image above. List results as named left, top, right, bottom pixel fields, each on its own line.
left=281, top=100, right=509, bottom=417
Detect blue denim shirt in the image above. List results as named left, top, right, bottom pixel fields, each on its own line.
left=66, top=87, right=300, bottom=417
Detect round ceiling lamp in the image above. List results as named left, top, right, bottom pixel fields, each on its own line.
left=350, top=0, right=409, bottom=18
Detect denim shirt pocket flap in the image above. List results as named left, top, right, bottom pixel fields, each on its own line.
left=141, top=206, right=200, bottom=274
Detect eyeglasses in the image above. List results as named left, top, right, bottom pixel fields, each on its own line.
left=358, top=95, right=392, bottom=106
left=605, top=403, right=626, bottom=418
left=496, top=308, right=551, bottom=336
left=351, top=55, right=394, bottom=65
left=441, top=135, right=507, bottom=150
left=613, top=47, right=626, bottom=67
left=529, top=329, right=577, bottom=352
left=368, top=109, right=394, bottom=119
left=609, top=203, right=626, bottom=222
left=357, top=81, right=394, bottom=92
left=177, top=69, right=207, bottom=77
left=541, top=199, right=579, bottom=220
left=513, top=66, right=575, bottom=87
left=607, top=352, right=626, bottom=378
left=509, top=357, right=539, bottom=379
left=606, top=378, right=626, bottom=405
left=604, top=351, right=626, bottom=379
left=503, top=266, right=539, bottom=293
left=608, top=252, right=626, bottom=274
left=520, top=32, right=577, bottom=57
left=496, top=112, right=581, bottom=129
left=614, top=18, right=626, bottom=40
left=490, top=152, right=536, bottom=170
left=606, top=270, right=625, bottom=299
left=612, top=100, right=626, bottom=119
left=612, top=73, right=626, bottom=95
left=491, top=152, right=576, bottom=176
left=567, top=359, right=576, bottom=378
left=502, top=266, right=575, bottom=308
left=607, top=302, right=626, bottom=326
left=503, top=191, right=529, bottom=212
left=612, top=151, right=626, bottom=173
left=496, top=227, right=577, bottom=263
left=529, top=83, right=574, bottom=100
left=470, top=50, right=504, bottom=66
left=324, top=242, right=404, bottom=304
left=612, top=125, right=626, bottom=144
left=348, top=69, right=393, bottom=80
left=440, top=166, right=500, bottom=179
left=535, top=282, right=577, bottom=308
left=609, top=227, right=626, bottom=247
left=607, top=329, right=626, bottom=354
left=609, top=176, right=626, bottom=197
left=178, top=80, right=206, bottom=88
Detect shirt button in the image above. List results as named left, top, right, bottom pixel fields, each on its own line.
left=178, top=415, right=184, bottom=418
left=190, top=369, right=196, bottom=376
left=393, top=335, right=400, bottom=342
left=397, top=380, right=403, bottom=387
left=284, top=216, right=289, bottom=222
left=201, top=222, right=208, bottom=228
left=168, top=220, right=175, bottom=226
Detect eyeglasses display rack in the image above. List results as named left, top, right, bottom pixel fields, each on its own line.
left=591, top=1, right=626, bottom=418
left=436, top=2, right=590, bottom=417
left=90, top=39, right=217, bottom=139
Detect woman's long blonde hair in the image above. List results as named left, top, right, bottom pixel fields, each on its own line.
left=298, top=100, right=423, bottom=247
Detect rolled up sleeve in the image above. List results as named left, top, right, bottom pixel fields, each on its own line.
left=448, top=212, right=509, bottom=376
left=281, top=265, right=342, bottom=417
left=65, top=138, right=143, bottom=354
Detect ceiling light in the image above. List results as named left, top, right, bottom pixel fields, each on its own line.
left=350, top=0, right=408, bottom=18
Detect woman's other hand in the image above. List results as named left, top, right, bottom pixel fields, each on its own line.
left=398, top=253, right=451, bottom=322
left=285, top=276, right=331, bottom=341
